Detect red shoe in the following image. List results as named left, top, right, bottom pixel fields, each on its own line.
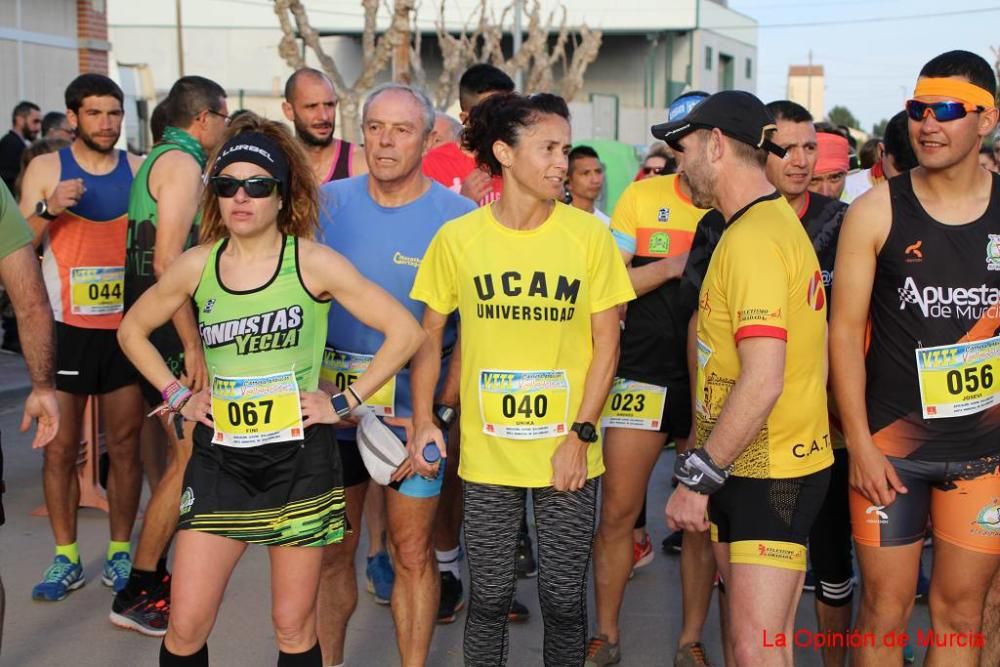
left=630, top=532, right=654, bottom=578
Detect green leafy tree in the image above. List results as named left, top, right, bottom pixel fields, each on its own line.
left=827, top=105, right=860, bottom=130
left=872, top=118, right=888, bottom=138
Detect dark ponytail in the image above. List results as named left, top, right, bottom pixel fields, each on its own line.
left=463, top=92, right=570, bottom=176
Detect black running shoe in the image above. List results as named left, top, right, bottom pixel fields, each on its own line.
left=508, top=597, right=530, bottom=623
left=437, top=571, right=465, bottom=624
left=109, top=587, right=169, bottom=637
left=661, top=530, right=683, bottom=554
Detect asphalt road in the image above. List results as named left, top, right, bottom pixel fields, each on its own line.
left=0, top=385, right=932, bottom=666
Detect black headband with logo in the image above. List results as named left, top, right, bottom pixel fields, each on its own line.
left=211, top=131, right=290, bottom=198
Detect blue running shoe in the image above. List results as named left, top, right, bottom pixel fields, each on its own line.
left=32, top=555, right=85, bottom=601
left=902, top=639, right=915, bottom=663
left=102, top=552, right=132, bottom=593
left=366, top=551, right=394, bottom=605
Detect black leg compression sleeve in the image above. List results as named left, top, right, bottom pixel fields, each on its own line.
left=160, top=642, right=208, bottom=667
left=277, top=641, right=321, bottom=667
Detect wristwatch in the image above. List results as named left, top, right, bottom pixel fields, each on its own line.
left=35, top=199, right=58, bottom=221
left=434, top=403, right=457, bottom=428
left=571, top=421, right=599, bottom=443
left=330, top=392, right=351, bottom=418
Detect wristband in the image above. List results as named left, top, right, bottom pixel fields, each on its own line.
left=164, top=383, right=193, bottom=412
left=673, top=449, right=730, bottom=495
left=347, top=385, right=363, bottom=406
left=161, top=381, right=183, bottom=402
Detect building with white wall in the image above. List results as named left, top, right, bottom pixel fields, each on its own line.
left=108, top=0, right=757, bottom=145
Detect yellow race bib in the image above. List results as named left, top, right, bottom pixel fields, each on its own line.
left=915, top=336, right=1000, bottom=419
left=478, top=369, right=570, bottom=440
left=601, top=377, right=667, bottom=431
left=320, top=348, right=397, bottom=417
left=70, top=266, right=123, bottom=315
left=211, top=371, right=304, bottom=447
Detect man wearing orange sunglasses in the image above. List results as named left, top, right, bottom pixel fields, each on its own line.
left=831, top=50, right=1000, bottom=666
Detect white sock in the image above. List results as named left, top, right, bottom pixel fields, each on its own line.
left=436, top=546, right=461, bottom=577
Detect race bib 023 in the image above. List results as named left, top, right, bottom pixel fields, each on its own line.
left=601, top=377, right=667, bottom=431
left=320, top=348, right=397, bottom=417
left=479, top=369, right=570, bottom=440
left=70, top=266, right=124, bottom=315
left=915, top=335, right=1000, bottom=419
left=211, top=370, right=304, bottom=447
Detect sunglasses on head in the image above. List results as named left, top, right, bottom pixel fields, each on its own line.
left=905, top=100, right=984, bottom=123
left=209, top=176, right=281, bottom=198
left=641, top=165, right=663, bottom=175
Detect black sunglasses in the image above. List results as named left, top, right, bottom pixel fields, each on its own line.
left=209, top=176, right=281, bottom=198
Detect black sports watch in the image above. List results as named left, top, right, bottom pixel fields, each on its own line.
left=434, top=403, right=457, bottom=428
left=571, top=421, right=599, bottom=443
left=330, top=392, right=351, bottom=418
left=35, top=199, right=58, bottom=221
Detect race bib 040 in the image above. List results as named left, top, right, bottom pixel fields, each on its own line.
left=320, top=348, right=397, bottom=417
left=915, top=335, right=1000, bottom=419
left=601, top=377, right=667, bottom=431
left=70, top=266, right=123, bottom=315
left=211, top=370, right=304, bottom=447
left=479, top=369, right=570, bottom=440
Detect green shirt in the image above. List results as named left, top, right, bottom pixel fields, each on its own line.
left=0, top=181, right=31, bottom=261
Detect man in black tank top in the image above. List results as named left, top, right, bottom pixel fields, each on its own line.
left=831, top=51, right=1000, bottom=667
left=282, top=68, right=367, bottom=185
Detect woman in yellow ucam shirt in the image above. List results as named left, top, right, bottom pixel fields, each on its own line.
left=409, top=92, right=634, bottom=666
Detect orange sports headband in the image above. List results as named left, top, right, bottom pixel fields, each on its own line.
left=912, top=77, right=996, bottom=109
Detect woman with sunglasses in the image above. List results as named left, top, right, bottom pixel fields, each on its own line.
left=410, top=92, right=634, bottom=666
left=634, top=142, right=675, bottom=181
left=831, top=50, right=1000, bottom=665
left=118, top=113, right=424, bottom=667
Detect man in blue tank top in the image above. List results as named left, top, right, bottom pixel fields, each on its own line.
left=317, top=83, right=474, bottom=667
left=17, top=74, right=145, bottom=604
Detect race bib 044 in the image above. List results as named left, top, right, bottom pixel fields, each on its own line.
left=601, top=377, right=667, bottom=431
left=479, top=369, right=570, bottom=440
left=211, top=370, right=304, bottom=447
left=70, top=266, right=123, bottom=315
left=915, top=335, right=1000, bottom=419
left=320, top=348, right=397, bottom=417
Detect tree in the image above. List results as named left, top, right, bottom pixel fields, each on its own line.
left=274, top=0, right=602, bottom=141
left=872, top=118, right=888, bottom=138
left=827, top=105, right=860, bottom=130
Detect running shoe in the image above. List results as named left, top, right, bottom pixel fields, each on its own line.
left=109, top=588, right=169, bottom=637
left=803, top=569, right=816, bottom=592
left=366, top=551, right=394, bottom=605
left=585, top=635, right=621, bottom=666
left=32, top=555, right=85, bottom=601
left=102, top=552, right=133, bottom=593
left=516, top=531, right=538, bottom=578
left=662, top=530, right=683, bottom=554
left=437, top=571, right=465, bottom=624
left=674, top=641, right=711, bottom=666
left=902, top=638, right=915, bottom=663
left=508, top=597, right=530, bottom=623
left=629, top=532, right=653, bottom=579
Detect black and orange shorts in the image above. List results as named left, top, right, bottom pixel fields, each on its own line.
left=708, top=468, right=831, bottom=571
left=850, top=454, right=1000, bottom=555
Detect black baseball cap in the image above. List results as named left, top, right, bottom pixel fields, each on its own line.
left=651, top=90, right=786, bottom=158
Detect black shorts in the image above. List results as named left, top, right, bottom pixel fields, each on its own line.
left=55, top=322, right=136, bottom=395
left=808, top=448, right=854, bottom=606
left=709, top=467, right=831, bottom=571
left=138, top=323, right=186, bottom=407
left=178, top=423, right=346, bottom=546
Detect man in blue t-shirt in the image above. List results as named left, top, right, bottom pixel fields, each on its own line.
left=317, top=83, right=475, bottom=667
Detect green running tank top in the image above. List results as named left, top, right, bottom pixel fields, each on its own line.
left=194, top=234, right=329, bottom=391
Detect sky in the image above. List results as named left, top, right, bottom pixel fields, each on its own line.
left=725, top=0, right=1000, bottom=133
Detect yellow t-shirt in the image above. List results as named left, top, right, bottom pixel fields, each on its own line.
left=610, top=173, right=706, bottom=259
left=696, top=193, right=832, bottom=479
left=411, top=202, right=636, bottom=487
